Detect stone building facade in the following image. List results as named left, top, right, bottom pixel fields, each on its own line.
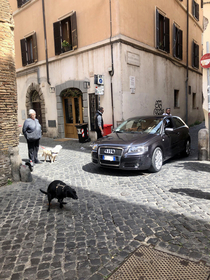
left=0, top=0, right=20, bottom=187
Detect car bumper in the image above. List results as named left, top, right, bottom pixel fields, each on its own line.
left=91, top=151, right=151, bottom=170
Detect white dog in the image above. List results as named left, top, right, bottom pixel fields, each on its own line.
left=41, top=145, right=62, bottom=163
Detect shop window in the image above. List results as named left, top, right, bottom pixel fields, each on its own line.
left=17, top=0, right=30, bottom=8
left=192, top=41, right=199, bottom=69
left=174, top=90, right=179, bottom=108
left=89, top=94, right=98, bottom=131
left=53, top=12, right=78, bottom=55
left=192, top=0, right=199, bottom=21
left=20, top=33, right=38, bottom=66
left=156, top=9, right=170, bottom=53
left=173, top=24, right=183, bottom=60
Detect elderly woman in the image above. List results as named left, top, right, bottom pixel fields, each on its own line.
left=22, top=109, right=42, bottom=164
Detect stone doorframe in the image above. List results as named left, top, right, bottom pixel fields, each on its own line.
left=55, top=80, right=88, bottom=138
left=25, top=83, right=47, bottom=133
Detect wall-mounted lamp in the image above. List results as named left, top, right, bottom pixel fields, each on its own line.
left=83, top=81, right=90, bottom=89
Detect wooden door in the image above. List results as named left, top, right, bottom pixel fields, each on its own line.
left=63, top=96, right=83, bottom=138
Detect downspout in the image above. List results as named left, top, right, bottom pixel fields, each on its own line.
left=42, top=0, right=50, bottom=85
left=185, top=0, right=189, bottom=124
left=109, top=0, right=115, bottom=127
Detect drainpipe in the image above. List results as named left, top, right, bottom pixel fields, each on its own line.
left=185, top=0, right=189, bottom=124
left=109, top=0, right=115, bottom=127
left=42, top=0, right=50, bottom=85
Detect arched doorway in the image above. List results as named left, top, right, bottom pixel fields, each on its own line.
left=31, top=90, right=43, bottom=128
left=61, top=88, right=83, bottom=138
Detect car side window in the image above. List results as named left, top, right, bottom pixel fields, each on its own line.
left=164, top=118, right=173, bottom=128
left=173, top=117, right=185, bottom=128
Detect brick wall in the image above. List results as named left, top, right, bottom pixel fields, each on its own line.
left=0, top=0, right=19, bottom=187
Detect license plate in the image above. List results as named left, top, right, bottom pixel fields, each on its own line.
left=103, top=155, right=116, bottom=161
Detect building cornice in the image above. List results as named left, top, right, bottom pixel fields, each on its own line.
left=16, top=34, right=202, bottom=76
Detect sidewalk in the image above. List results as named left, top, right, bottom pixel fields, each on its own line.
left=0, top=121, right=210, bottom=280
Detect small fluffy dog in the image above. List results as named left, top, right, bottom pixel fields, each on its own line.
left=40, top=180, right=78, bottom=211
left=41, top=145, right=62, bottom=162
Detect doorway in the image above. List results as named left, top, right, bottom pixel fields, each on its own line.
left=31, top=90, right=43, bottom=129
left=62, top=94, right=83, bottom=138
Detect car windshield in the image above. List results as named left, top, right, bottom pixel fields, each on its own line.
left=115, top=117, right=163, bottom=134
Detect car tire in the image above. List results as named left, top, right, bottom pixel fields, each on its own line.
left=182, top=139, right=190, bottom=157
left=149, top=147, right=163, bottom=172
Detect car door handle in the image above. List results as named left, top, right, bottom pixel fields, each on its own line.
left=176, top=132, right=180, bottom=135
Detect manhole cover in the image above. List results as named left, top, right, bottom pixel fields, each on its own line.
left=108, top=245, right=210, bottom=279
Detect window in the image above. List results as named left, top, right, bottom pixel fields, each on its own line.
left=20, top=33, right=38, bottom=66
left=173, top=24, right=182, bottom=60
left=156, top=9, right=170, bottom=53
left=89, top=94, right=98, bottom=131
left=192, top=0, right=199, bottom=21
left=53, top=12, right=78, bottom=55
left=17, top=0, right=30, bottom=8
left=193, top=92, right=196, bottom=109
left=174, top=90, right=179, bottom=108
left=201, top=0, right=203, bottom=8
left=192, top=41, right=199, bottom=68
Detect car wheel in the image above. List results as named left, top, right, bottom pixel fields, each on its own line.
left=149, top=147, right=163, bottom=172
left=182, top=139, right=190, bottom=157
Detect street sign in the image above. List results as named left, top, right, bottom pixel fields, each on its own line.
left=200, top=53, right=210, bottom=68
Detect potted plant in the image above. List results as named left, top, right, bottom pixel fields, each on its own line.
left=62, top=40, right=71, bottom=52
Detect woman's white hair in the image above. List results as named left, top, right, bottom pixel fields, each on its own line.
left=29, top=109, right=36, bottom=116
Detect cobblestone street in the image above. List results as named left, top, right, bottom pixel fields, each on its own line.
left=1, top=122, right=210, bottom=280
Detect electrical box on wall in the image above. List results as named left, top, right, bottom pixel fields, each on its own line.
left=94, top=74, right=104, bottom=85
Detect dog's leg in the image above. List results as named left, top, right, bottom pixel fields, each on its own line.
left=47, top=194, right=52, bottom=211
left=58, top=199, right=64, bottom=208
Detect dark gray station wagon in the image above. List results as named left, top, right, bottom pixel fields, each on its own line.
left=91, top=115, right=191, bottom=172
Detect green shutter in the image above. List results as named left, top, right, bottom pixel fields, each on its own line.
left=20, top=38, right=27, bottom=66
left=71, top=12, right=78, bottom=50
left=53, top=21, right=62, bottom=55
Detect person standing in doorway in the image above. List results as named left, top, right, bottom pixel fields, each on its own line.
left=95, top=107, right=104, bottom=139
left=163, top=108, right=172, bottom=116
left=22, top=109, right=42, bottom=164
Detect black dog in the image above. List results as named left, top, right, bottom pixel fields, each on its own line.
left=40, top=180, right=78, bottom=211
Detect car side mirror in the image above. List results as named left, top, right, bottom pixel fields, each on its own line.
left=165, top=127, right=174, bottom=134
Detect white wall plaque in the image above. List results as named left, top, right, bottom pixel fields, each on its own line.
left=130, top=76, right=135, bottom=89
left=127, top=52, right=140, bottom=67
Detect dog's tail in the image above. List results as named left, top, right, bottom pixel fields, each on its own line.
left=40, top=189, right=47, bottom=195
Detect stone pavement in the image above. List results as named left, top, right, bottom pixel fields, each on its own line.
left=1, top=122, right=210, bottom=280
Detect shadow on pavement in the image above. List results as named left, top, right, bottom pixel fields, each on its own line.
left=169, top=188, right=210, bottom=200
left=82, top=162, right=146, bottom=177
left=173, top=161, right=210, bottom=173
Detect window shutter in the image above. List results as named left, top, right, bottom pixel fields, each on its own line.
left=195, top=44, right=199, bottom=68
left=201, top=0, right=203, bottom=8
left=17, top=0, right=22, bottom=8
left=53, top=21, right=61, bottom=55
left=71, top=12, right=78, bottom=50
left=195, top=2, right=199, bottom=20
left=156, top=9, right=159, bottom=49
left=192, top=41, right=195, bottom=67
left=192, top=0, right=195, bottom=16
left=164, top=17, right=170, bottom=53
left=179, top=30, right=183, bottom=60
left=173, top=24, right=176, bottom=57
left=20, top=39, right=27, bottom=66
left=32, top=32, right=38, bottom=62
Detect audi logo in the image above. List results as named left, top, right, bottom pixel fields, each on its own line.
left=104, top=149, right=115, bottom=154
